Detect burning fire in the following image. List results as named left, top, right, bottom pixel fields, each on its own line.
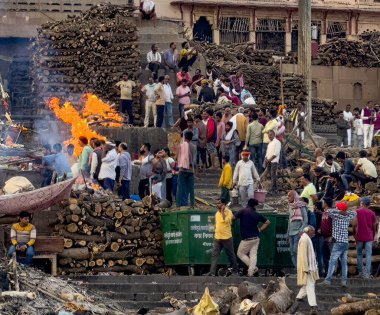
left=49, top=94, right=123, bottom=156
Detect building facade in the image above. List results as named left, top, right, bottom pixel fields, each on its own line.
left=164, top=0, right=380, bottom=54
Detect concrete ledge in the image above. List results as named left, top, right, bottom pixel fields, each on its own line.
left=94, top=127, right=168, bottom=154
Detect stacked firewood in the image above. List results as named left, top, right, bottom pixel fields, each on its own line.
left=31, top=4, right=141, bottom=121
left=193, top=41, right=308, bottom=109
left=54, top=190, right=164, bottom=275
left=283, top=34, right=380, bottom=67
left=197, top=42, right=275, bottom=66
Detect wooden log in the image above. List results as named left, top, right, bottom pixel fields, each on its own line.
left=60, top=230, right=106, bottom=242
left=64, top=238, right=73, bottom=248
left=116, top=225, right=135, bottom=235
left=110, top=242, right=120, bottom=252
left=58, top=247, right=90, bottom=260
left=114, top=211, right=123, bottom=219
left=59, top=267, right=87, bottom=274
left=96, top=259, right=105, bottom=266
left=67, top=223, right=78, bottom=233
left=331, top=299, right=380, bottom=315
left=348, top=255, right=380, bottom=265
left=107, top=231, right=141, bottom=241
left=83, top=212, right=114, bottom=228
left=93, top=250, right=134, bottom=260
left=66, top=214, right=80, bottom=223
left=131, top=257, right=146, bottom=266
left=137, top=248, right=161, bottom=257
left=75, top=240, right=87, bottom=247
left=58, top=257, right=73, bottom=266
left=92, top=265, right=143, bottom=274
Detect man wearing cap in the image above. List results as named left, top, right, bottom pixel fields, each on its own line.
left=233, top=150, right=260, bottom=207
left=322, top=202, right=356, bottom=287
left=198, top=79, right=215, bottom=103
left=352, top=197, right=378, bottom=278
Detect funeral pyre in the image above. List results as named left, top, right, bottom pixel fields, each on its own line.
left=48, top=93, right=125, bottom=156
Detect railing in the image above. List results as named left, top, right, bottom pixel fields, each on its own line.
left=1, top=0, right=134, bottom=13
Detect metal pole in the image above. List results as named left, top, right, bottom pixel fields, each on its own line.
left=298, top=0, right=312, bottom=129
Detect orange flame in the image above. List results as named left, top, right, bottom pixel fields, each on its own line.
left=48, top=94, right=122, bottom=156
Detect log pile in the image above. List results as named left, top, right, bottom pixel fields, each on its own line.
left=332, top=294, right=380, bottom=315
left=31, top=4, right=141, bottom=122
left=54, top=190, right=164, bottom=275
left=284, top=36, right=380, bottom=67
left=193, top=41, right=308, bottom=110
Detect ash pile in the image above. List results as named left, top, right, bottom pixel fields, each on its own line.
left=0, top=260, right=126, bottom=315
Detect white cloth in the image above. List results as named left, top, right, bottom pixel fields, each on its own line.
left=142, top=0, right=155, bottom=13
left=90, top=151, right=98, bottom=178
left=353, top=118, right=364, bottom=136
left=165, top=157, right=175, bottom=179
left=3, top=176, right=34, bottom=195
left=296, top=274, right=317, bottom=307
left=265, top=138, right=281, bottom=163
left=358, top=157, right=378, bottom=178
left=146, top=51, right=161, bottom=63
left=233, top=160, right=260, bottom=187
left=363, top=124, right=374, bottom=148
left=163, top=83, right=174, bottom=102
left=98, top=149, right=118, bottom=180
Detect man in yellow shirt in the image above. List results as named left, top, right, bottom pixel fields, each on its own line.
left=114, top=73, right=137, bottom=125
left=9, top=211, right=36, bottom=266
left=204, top=199, right=238, bottom=276
left=219, top=155, right=232, bottom=203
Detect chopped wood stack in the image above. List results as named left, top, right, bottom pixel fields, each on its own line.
left=54, top=190, right=164, bottom=275
left=196, top=42, right=275, bottom=66
left=193, top=41, right=308, bottom=110
left=31, top=4, right=141, bottom=120
left=284, top=36, right=380, bottom=67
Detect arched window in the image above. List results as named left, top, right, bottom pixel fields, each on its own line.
left=353, top=82, right=362, bottom=100
left=312, top=80, right=318, bottom=98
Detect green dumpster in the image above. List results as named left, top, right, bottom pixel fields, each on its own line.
left=233, top=212, right=293, bottom=270
left=161, top=210, right=229, bottom=266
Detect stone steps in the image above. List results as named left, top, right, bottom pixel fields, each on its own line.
left=70, top=275, right=380, bottom=314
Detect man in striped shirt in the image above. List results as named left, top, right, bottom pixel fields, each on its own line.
left=8, top=211, right=36, bottom=266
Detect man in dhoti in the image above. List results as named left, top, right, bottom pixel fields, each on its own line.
left=288, top=225, right=319, bottom=315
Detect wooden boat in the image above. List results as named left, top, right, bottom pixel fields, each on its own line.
left=0, top=177, right=76, bottom=215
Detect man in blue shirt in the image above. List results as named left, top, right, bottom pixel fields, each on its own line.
left=163, top=42, right=179, bottom=74
left=43, top=143, right=73, bottom=182
left=235, top=198, right=270, bottom=276
left=336, top=151, right=355, bottom=192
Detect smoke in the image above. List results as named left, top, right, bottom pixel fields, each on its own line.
left=33, top=116, right=64, bottom=148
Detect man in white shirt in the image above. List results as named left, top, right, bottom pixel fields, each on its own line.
left=141, top=77, right=157, bottom=128
left=146, top=44, right=161, bottom=81
left=162, top=75, right=174, bottom=129
left=139, top=0, right=157, bottom=27
left=261, top=130, right=281, bottom=193
left=343, top=104, right=353, bottom=147
left=233, top=150, right=260, bottom=207
left=353, top=107, right=364, bottom=149
left=98, top=142, right=118, bottom=192
left=352, top=150, right=378, bottom=192
left=361, top=101, right=376, bottom=148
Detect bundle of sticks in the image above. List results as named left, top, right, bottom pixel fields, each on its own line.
left=31, top=4, right=141, bottom=122
left=53, top=190, right=165, bottom=275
